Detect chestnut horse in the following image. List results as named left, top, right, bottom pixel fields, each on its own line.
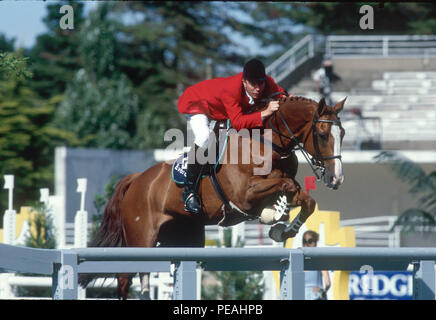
left=78, top=96, right=346, bottom=299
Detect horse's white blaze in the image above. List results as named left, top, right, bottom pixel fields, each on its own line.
left=331, top=125, right=344, bottom=185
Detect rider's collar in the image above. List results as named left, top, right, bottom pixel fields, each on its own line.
left=245, top=90, right=255, bottom=105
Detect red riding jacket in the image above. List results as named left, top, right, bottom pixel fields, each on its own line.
left=177, top=72, right=286, bottom=131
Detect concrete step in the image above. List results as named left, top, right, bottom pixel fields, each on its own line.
left=372, top=79, right=436, bottom=89
left=361, top=110, right=436, bottom=119
left=331, top=92, right=436, bottom=107
left=383, top=71, right=436, bottom=80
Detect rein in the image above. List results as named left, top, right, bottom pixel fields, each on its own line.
left=268, top=103, right=342, bottom=181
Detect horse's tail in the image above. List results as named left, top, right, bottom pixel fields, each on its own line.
left=78, top=173, right=139, bottom=289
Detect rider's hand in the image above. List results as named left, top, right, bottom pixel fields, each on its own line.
left=261, top=101, right=280, bottom=122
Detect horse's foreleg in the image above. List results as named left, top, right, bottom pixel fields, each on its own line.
left=117, top=274, right=133, bottom=300
left=280, top=185, right=316, bottom=241
left=243, top=177, right=298, bottom=225
left=139, top=273, right=151, bottom=300
left=244, top=177, right=297, bottom=208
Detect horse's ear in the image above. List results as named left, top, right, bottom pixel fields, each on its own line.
left=333, top=97, right=347, bottom=114
left=317, top=98, right=326, bottom=115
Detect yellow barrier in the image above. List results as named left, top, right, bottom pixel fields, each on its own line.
left=0, top=207, right=37, bottom=243
left=272, top=204, right=355, bottom=300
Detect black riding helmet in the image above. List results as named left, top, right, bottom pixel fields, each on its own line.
left=243, top=58, right=266, bottom=82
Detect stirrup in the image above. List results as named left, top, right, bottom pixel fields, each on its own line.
left=184, top=193, right=202, bottom=214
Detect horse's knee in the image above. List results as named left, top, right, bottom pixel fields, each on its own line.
left=281, top=178, right=297, bottom=193
left=307, top=198, right=316, bottom=213
left=299, top=198, right=316, bottom=222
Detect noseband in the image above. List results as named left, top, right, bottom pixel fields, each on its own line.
left=269, top=108, right=342, bottom=180
left=311, top=117, right=343, bottom=163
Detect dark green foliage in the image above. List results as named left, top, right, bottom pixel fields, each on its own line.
left=266, top=3, right=436, bottom=36
left=0, top=75, right=75, bottom=212
left=27, top=1, right=85, bottom=99
left=52, top=2, right=139, bottom=149
left=0, top=34, right=15, bottom=52
left=0, top=52, right=32, bottom=80
left=90, top=174, right=120, bottom=242
left=0, top=34, right=32, bottom=80
left=53, top=71, right=139, bottom=149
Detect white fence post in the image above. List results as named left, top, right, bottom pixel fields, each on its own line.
left=74, top=178, right=88, bottom=249
left=3, top=175, right=16, bottom=245
left=48, top=195, right=65, bottom=249
left=0, top=274, right=14, bottom=299
left=74, top=178, right=88, bottom=299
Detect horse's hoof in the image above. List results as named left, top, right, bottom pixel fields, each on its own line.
left=139, top=291, right=151, bottom=300
left=269, top=223, right=287, bottom=242
left=281, top=224, right=300, bottom=240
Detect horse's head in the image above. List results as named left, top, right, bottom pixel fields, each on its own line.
left=267, top=96, right=346, bottom=190
left=307, top=97, right=346, bottom=189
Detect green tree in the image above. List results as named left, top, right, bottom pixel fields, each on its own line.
left=375, top=151, right=436, bottom=232
left=202, top=228, right=264, bottom=300
left=115, top=2, right=280, bottom=148
left=0, top=33, right=15, bottom=52
left=24, top=202, right=57, bottom=249
left=53, top=70, right=139, bottom=149
left=0, top=34, right=32, bottom=80
left=260, top=3, right=436, bottom=36
left=0, top=52, right=32, bottom=81
left=53, top=2, right=139, bottom=149
left=0, top=73, right=75, bottom=212
left=27, top=1, right=85, bottom=99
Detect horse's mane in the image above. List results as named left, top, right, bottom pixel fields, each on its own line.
left=280, top=95, right=336, bottom=116
left=279, top=95, right=317, bottom=108
left=278, top=95, right=319, bottom=118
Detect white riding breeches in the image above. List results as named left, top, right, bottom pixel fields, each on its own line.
left=185, top=114, right=211, bottom=149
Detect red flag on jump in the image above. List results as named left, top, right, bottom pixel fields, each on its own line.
left=304, top=176, right=317, bottom=195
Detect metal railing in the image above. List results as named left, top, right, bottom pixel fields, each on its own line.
left=265, top=35, right=436, bottom=88
left=326, top=35, right=436, bottom=57
left=266, top=34, right=325, bottom=84
left=341, top=216, right=399, bottom=247
left=1, top=243, right=435, bottom=300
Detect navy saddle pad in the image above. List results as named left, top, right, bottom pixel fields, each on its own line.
left=171, top=120, right=229, bottom=185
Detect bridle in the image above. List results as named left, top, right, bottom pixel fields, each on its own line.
left=267, top=100, right=343, bottom=181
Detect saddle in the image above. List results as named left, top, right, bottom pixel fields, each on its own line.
left=171, top=120, right=255, bottom=227
left=171, top=119, right=229, bottom=185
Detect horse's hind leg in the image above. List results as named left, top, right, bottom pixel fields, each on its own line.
left=117, top=274, right=133, bottom=300
left=118, top=211, right=165, bottom=300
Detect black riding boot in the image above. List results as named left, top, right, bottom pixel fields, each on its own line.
left=182, top=145, right=204, bottom=214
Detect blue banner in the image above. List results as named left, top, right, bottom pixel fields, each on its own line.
left=349, top=271, right=413, bottom=300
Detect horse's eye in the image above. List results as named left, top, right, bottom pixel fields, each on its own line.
left=319, top=132, right=328, bottom=141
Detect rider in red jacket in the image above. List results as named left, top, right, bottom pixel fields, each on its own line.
left=178, top=58, right=288, bottom=215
